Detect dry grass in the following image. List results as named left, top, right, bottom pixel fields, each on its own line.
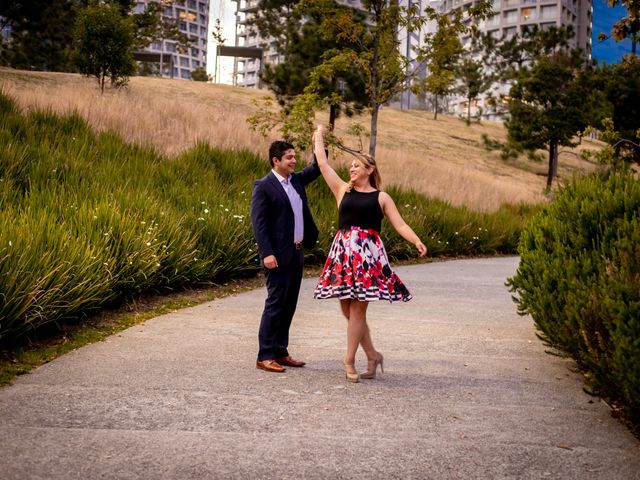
left=0, top=67, right=602, bottom=211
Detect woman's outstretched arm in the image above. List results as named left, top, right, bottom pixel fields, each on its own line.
left=379, top=191, right=428, bottom=257
left=313, top=125, right=346, bottom=202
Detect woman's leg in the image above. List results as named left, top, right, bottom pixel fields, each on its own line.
left=345, top=301, right=377, bottom=367
left=339, top=299, right=351, bottom=320
left=341, top=299, right=376, bottom=362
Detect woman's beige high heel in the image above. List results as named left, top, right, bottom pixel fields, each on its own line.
left=360, top=352, right=384, bottom=380
left=344, top=364, right=359, bottom=383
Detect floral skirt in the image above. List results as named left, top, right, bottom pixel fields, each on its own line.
left=313, top=226, right=412, bottom=302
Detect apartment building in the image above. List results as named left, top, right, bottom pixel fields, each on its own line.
left=133, top=0, right=209, bottom=80
left=440, top=0, right=593, bottom=119
left=451, top=0, right=593, bottom=54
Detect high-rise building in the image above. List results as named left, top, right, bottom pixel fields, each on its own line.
left=233, top=0, right=595, bottom=120
left=133, top=0, right=210, bottom=80
left=447, top=0, right=592, bottom=55
left=438, top=0, right=593, bottom=119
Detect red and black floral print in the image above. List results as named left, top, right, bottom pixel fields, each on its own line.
left=314, top=226, right=412, bottom=302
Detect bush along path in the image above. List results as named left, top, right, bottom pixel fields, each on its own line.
left=0, top=92, right=526, bottom=345
left=508, top=171, right=640, bottom=430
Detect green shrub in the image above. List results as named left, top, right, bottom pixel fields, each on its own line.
left=0, top=91, right=526, bottom=344
left=508, top=171, right=640, bottom=426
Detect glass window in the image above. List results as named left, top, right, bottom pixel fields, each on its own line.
left=189, top=23, right=198, bottom=33
left=521, top=7, right=537, bottom=21
left=486, top=13, right=500, bottom=27
left=180, top=56, right=190, bottom=67
left=503, top=26, right=517, bottom=37
left=503, top=9, right=518, bottom=24
left=540, top=5, right=557, bottom=20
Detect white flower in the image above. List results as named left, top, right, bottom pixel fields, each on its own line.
left=146, top=242, right=151, bottom=246
left=8, top=241, right=12, bottom=247
left=204, top=209, right=209, bottom=213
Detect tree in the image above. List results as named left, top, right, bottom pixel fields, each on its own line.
left=605, top=0, right=640, bottom=42
left=134, top=0, right=192, bottom=77
left=506, top=51, right=600, bottom=189
left=481, top=25, right=575, bottom=118
left=73, top=3, right=137, bottom=93
left=0, top=0, right=89, bottom=71
left=454, top=31, right=494, bottom=125
left=249, top=0, right=368, bottom=129
left=412, top=4, right=492, bottom=120
left=596, top=55, right=640, bottom=164
left=455, top=58, right=492, bottom=125
left=191, top=66, right=211, bottom=82
left=414, top=7, right=462, bottom=120
left=252, top=1, right=490, bottom=157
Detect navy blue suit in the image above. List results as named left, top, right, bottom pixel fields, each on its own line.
left=250, top=158, right=321, bottom=361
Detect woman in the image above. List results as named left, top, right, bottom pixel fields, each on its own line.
left=312, top=125, right=427, bottom=383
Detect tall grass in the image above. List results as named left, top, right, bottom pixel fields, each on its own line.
left=0, top=69, right=600, bottom=212
left=0, top=92, right=527, bottom=344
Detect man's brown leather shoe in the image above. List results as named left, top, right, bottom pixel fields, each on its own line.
left=256, top=359, right=286, bottom=372
left=275, top=356, right=306, bottom=367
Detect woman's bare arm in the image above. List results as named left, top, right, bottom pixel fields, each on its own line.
left=313, top=125, right=347, bottom=202
left=379, top=191, right=427, bottom=257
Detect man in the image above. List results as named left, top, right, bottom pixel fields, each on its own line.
left=250, top=140, right=321, bottom=372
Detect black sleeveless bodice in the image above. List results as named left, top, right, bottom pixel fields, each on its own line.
left=338, top=190, right=383, bottom=233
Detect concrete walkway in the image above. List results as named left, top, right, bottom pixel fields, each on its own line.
left=1, top=257, right=638, bottom=479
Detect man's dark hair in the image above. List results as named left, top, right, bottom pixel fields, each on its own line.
left=268, top=140, right=294, bottom=167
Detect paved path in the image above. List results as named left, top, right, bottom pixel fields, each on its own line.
left=1, top=257, right=638, bottom=479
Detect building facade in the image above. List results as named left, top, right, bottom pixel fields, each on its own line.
left=446, top=0, right=593, bottom=54
left=439, top=0, right=593, bottom=119
left=233, top=0, right=594, bottom=119
left=133, top=0, right=209, bottom=80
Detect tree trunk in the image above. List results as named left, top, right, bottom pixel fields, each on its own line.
left=370, top=104, right=379, bottom=159
left=546, top=140, right=557, bottom=190
left=466, top=96, right=471, bottom=125
left=329, top=104, right=338, bottom=130
left=434, top=94, right=439, bottom=120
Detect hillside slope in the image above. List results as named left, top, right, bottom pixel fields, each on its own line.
left=0, top=68, right=600, bottom=211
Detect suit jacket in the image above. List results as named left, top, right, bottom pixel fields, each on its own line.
left=250, top=157, right=321, bottom=267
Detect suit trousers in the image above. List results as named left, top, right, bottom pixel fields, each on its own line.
left=257, top=249, right=304, bottom=361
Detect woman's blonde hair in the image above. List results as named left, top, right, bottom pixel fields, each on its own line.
left=346, top=153, right=382, bottom=192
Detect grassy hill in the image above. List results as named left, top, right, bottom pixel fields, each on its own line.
left=0, top=67, right=601, bottom=212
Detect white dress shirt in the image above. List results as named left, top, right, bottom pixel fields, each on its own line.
left=272, top=169, right=304, bottom=244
